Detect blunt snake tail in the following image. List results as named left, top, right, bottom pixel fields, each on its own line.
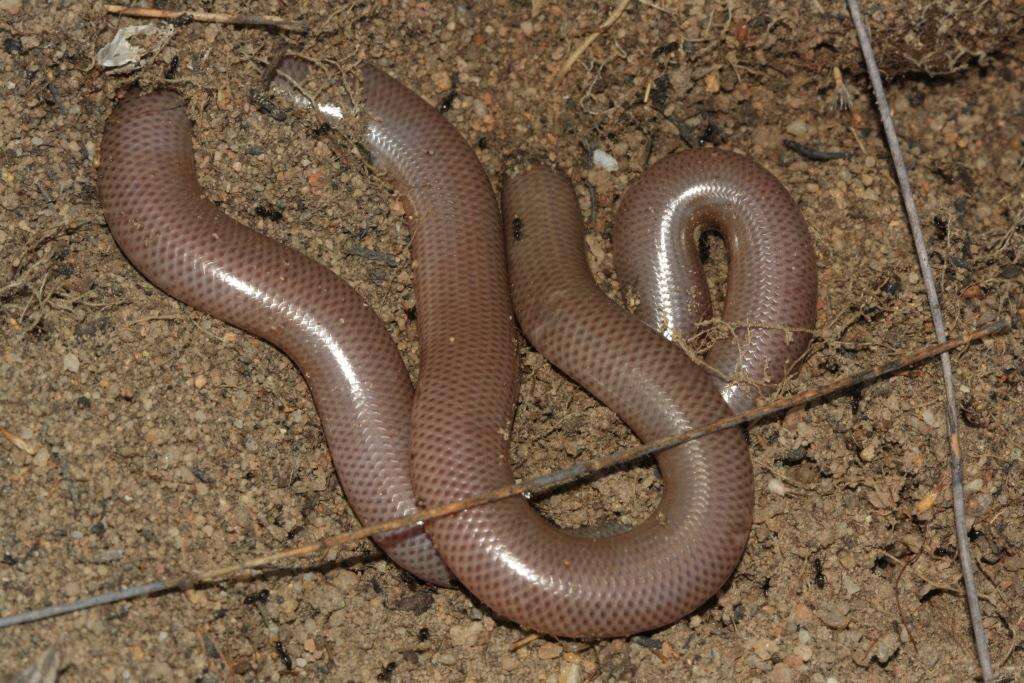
left=97, top=65, right=816, bottom=638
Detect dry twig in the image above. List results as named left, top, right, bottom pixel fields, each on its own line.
left=846, top=1, right=994, bottom=680
left=552, top=0, right=631, bottom=83
left=104, top=4, right=307, bottom=33
left=0, top=319, right=1007, bottom=630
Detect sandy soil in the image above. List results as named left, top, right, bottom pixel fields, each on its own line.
left=2, top=1, right=1023, bottom=681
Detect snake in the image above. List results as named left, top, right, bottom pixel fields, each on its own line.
left=97, top=64, right=816, bottom=638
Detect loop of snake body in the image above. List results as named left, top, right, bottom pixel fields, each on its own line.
left=97, top=65, right=816, bottom=638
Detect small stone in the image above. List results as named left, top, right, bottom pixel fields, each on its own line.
left=792, top=603, right=814, bottom=625
left=962, top=283, right=983, bottom=299
left=874, top=633, right=900, bottom=664
left=793, top=644, right=813, bottom=662
left=767, top=478, right=788, bottom=496
left=783, top=654, right=803, bottom=669
left=786, top=120, right=809, bottom=137
left=0, top=0, right=23, bottom=12
left=818, top=605, right=848, bottom=630
left=746, top=653, right=770, bottom=672
left=392, top=591, right=434, bottom=614
left=520, top=21, right=534, bottom=36
left=537, top=642, right=563, bottom=660
left=778, top=448, right=809, bottom=466
left=592, top=149, right=618, bottom=171
left=63, top=353, right=80, bottom=373
left=750, top=638, right=775, bottom=661
left=782, top=406, right=805, bottom=430
left=193, top=375, right=207, bottom=389
left=92, top=548, right=125, bottom=563
left=449, top=620, right=484, bottom=647
left=432, top=70, right=452, bottom=92
left=915, top=489, right=938, bottom=514
left=768, top=662, right=794, bottom=683
left=329, top=569, right=358, bottom=592
left=32, top=446, right=50, bottom=468
left=434, top=653, right=457, bottom=666
left=859, top=440, right=877, bottom=461
left=558, top=660, right=581, bottom=683
left=306, top=168, right=325, bottom=189
left=704, top=71, right=720, bottom=93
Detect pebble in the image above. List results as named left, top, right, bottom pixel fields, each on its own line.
left=859, top=440, right=878, bottom=461
left=874, top=633, right=900, bottom=664
left=537, top=642, right=563, bottom=660
left=818, top=604, right=849, bottom=630
left=792, top=603, right=814, bottom=625
left=750, top=638, right=775, bottom=661
left=558, top=660, right=581, bottom=683
left=785, top=120, right=809, bottom=137
left=449, top=620, right=484, bottom=647
left=767, top=478, right=788, bottom=496
left=432, top=70, right=452, bottom=92
left=434, top=653, right=458, bottom=666
left=704, top=71, right=720, bottom=93
left=92, top=548, right=125, bottom=563
left=768, top=662, right=794, bottom=683
left=746, top=653, right=771, bottom=673
left=920, top=408, right=940, bottom=429
left=328, top=569, right=358, bottom=593
left=62, top=352, right=80, bottom=373
left=592, top=149, right=619, bottom=171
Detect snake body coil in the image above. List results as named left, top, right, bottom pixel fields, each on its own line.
left=98, top=67, right=816, bottom=637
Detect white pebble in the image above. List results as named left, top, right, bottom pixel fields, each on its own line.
left=786, top=119, right=809, bottom=137
left=592, top=148, right=619, bottom=171
left=62, top=353, right=80, bottom=373
left=767, top=478, right=788, bottom=496
left=32, top=446, right=50, bottom=468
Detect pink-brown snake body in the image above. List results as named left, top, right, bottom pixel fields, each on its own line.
left=98, top=66, right=816, bottom=638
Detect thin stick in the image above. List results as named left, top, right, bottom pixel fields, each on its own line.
left=104, top=4, right=307, bottom=33
left=846, top=2, right=993, bottom=680
left=552, top=0, right=631, bottom=83
left=0, top=320, right=1008, bottom=630
left=0, top=425, right=36, bottom=455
